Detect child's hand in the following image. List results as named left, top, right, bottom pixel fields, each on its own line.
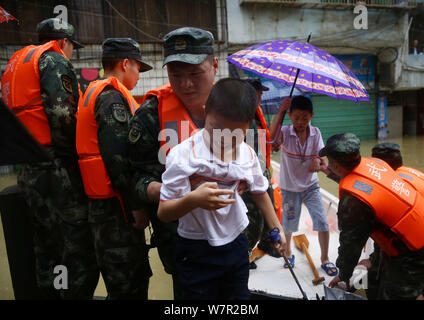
left=280, top=97, right=291, bottom=112
left=192, top=182, right=236, bottom=211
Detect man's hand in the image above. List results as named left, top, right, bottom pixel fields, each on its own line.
left=131, top=208, right=150, bottom=230
left=308, top=157, right=321, bottom=172
left=191, top=182, right=235, bottom=211
left=357, top=259, right=372, bottom=270
left=329, top=275, right=350, bottom=290
left=272, top=230, right=287, bottom=257
left=147, top=181, right=162, bottom=203
left=237, top=181, right=248, bottom=195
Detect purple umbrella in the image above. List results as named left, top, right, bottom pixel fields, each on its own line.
left=228, top=39, right=369, bottom=102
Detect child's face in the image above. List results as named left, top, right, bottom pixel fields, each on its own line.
left=204, top=111, right=250, bottom=159
left=289, top=109, right=313, bottom=134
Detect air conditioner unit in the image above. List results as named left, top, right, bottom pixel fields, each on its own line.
left=377, top=47, right=398, bottom=88
left=379, top=62, right=395, bottom=87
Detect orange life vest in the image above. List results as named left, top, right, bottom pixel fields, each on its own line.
left=396, top=166, right=424, bottom=196
left=76, top=77, right=139, bottom=200
left=1, top=40, right=67, bottom=146
left=339, top=157, right=424, bottom=256
left=142, top=83, right=198, bottom=160
left=255, top=105, right=272, bottom=169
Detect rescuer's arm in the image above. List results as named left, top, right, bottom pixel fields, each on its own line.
left=128, top=96, right=164, bottom=204
left=335, top=193, right=375, bottom=283
left=39, top=51, right=80, bottom=159
left=94, top=88, right=143, bottom=213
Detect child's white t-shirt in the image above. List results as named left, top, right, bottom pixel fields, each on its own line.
left=279, top=125, right=325, bottom=192
left=160, top=129, right=269, bottom=246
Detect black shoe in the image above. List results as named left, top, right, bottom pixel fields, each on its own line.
left=249, top=261, right=257, bottom=270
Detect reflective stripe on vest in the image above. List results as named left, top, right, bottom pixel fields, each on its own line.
left=1, top=41, right=66, bottom=145
left=397, top=166, right=424, bottom=197
left=76, top=77, right=139, bottom=199
left=339, top=157, right=424, bottom=255
left=143, top=83, right=198, bottom=161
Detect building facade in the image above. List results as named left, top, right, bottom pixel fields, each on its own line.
left=226, top=0, right=424, bottom=141
left=0, top=0, right=229, bottom=102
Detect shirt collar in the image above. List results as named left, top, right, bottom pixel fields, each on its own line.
left=289, top=125, right=315, bottom=138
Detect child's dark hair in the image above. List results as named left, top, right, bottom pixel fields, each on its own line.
left=205, top=78, right=258, bottom=123
left=290, top=95, right=313, bottom=114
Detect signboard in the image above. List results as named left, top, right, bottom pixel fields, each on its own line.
left=334, top=54, right=375, bottom=90
left=377, top=94, right=388, bottom=141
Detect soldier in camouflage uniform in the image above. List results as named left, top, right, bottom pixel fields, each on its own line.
left=128, top=28, right=278, bottom=298
left=9, top=19, right=99, bottom=299
left=320, top=133, right=424, bottom=300
left=242, top=79, right=277, bottom=259
left=76, top=38, right=153, bottom=299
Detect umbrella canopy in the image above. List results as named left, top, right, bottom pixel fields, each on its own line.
left=228, top=40, right=369, bottom=102
left=261, top=79, right=304, bottom=113
left=0, top=6, right=17, bottom=24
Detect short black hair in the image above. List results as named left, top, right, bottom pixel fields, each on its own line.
left=372, top=149, right=403, bottom=170
left=102, top=57, right=124, bottom=72
left=205, top=78, right=258, bottom=123
left=290, top=95, right=313, bottom=114
left=338, top=155, right=361, bottom=171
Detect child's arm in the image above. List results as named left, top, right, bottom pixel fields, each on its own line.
left=269, top=97, right=291, bottom=149
left=158, top=182, right=236, bottom=223
left=251, top=192, right=287, bottom=257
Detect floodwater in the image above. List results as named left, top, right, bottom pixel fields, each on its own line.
left=1, top=135, right=423, bottom=300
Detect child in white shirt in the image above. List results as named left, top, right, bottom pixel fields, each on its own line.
left=269, top=95, right=338, bottom=277
left=158, top=78, right=286, bottom=300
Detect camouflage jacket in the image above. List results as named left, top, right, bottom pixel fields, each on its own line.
left=94, top=86, right=143, bottom=213
left=128, top=96, right=163, bottom=207
left=39, top=51, right=80, bottom=161
left=336, top=191, right=414, bottom=282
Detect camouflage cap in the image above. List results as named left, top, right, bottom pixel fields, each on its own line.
left=319, top=133, right=361, bottom=162
left=372, top=142, right=401, bottom=155
left=37, top=18, right=84, bottom=49
left=244, top=78, right=269, bottom=92
left=371, top=142, right=403, bottom=169
left=102, top=38, right=152, bottom=72
left=162, top=27, right=214, bottom=66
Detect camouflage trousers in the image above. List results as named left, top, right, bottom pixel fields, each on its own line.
left=368, top=247, right=424, bottom=300
left=18, top=162, right=99, bottom=299
left=242, top=171, right=276, bottom=253
left=88, top=197, right=152, bottom=299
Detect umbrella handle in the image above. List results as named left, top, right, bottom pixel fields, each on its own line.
left=288, top=33, right=312, bottom=98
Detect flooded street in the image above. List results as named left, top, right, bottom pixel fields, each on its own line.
left=1, top=136, right=423, bottom=299
left=273, top=135, right=424, bottom=198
